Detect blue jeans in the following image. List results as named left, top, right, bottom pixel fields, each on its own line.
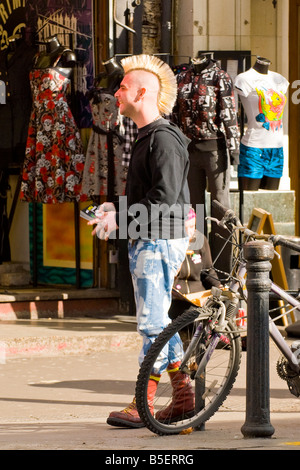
left=128, top=238, right=189, bottom=374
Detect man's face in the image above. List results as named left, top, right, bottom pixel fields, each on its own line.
left=114, top=72, right=140, bottom=117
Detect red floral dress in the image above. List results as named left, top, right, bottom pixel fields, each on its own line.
left=20, top=67, right=85, bottom=203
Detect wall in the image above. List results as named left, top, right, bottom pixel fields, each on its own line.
left=174, top=0, right=288, bottom=66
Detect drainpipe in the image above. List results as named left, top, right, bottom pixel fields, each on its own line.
left=133, top=0, right=143, bottom=54
left=161, top=0, right=172, bottom=63
left=108, top=0, right=115, bottom=59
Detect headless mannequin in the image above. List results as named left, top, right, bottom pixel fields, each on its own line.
left=34, top=36, right=76, bottom=78
left=238, top=56, right=280, bottom=191
left=252, top=56, right=270, bottom=74
left=7, top=35, right=23, bottom=59
left=182, top=52, right=236, bottom=277
left=94, top=57, right=124, bottom=94
left=191, top=53, right=211, bottom=73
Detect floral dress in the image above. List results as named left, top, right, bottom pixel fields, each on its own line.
left=81, top=88, right=126, bottom=198
left=20, top=62, right=85, bottom=203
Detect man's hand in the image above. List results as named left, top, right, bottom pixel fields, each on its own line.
left=88, top=203, right=118, bottom=241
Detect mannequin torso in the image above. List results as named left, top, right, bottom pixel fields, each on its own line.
left=34, top=36, right=76, bottom=78
left=191, top=54, right=211, bottom=74
left=235, top=56, right=288, bottom=191
left=252, top=56, right=271, bottom=75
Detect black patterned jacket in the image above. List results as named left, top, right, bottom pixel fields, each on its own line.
left=172, top=60, right=240, bottom=164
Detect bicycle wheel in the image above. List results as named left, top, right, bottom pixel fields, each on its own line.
left=136, top=306, right=242, bottom=435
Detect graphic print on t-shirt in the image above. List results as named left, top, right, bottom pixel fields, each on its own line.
left=255, top=87, right=286, bottom=132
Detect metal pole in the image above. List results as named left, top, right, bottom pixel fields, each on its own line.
left=241, top=240, right=275, bottom=438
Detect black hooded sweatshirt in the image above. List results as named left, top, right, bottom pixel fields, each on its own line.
left=117, top=118, right=191, bottom=239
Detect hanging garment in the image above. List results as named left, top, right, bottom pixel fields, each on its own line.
left=81, top=89, right=126, bottom=198
left=0, top=41, right=36, bottom=169
left=20, top=61, right=85, bottom=203
left=173, top=59, right=240, bottom=164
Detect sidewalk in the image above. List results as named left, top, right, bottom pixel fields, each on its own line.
left=0, top=316, right=299, bottom=450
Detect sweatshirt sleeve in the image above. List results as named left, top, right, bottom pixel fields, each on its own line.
left=218, top=70, right=240, bottom=164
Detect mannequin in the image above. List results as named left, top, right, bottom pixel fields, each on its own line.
left=234, top=56, right=289, bottom=191
left=81, top=57, right=126, bottom=200
left=252, top=56, right=271, bottom=75
left=173, top=54, right=240, bottom=278
left=191, top=53, right=211, bottom=73
left=7, top=34, right=23, bottom=58
left=20, top=36, right=85, bottom=203
left=34, top=35, right=76, bottom=77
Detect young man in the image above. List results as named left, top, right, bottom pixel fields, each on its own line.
left=88, top=55, right=193, bottom=428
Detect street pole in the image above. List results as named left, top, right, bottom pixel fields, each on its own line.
left=241, top=240, right=275, bottom=438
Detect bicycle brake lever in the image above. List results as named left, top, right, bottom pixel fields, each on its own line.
left=206, top=216, right=221, bottom=225
left=206, top=216, right=232, bottom=230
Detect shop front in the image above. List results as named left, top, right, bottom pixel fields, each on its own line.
left=0, top=1, right=138, bottom=305
left=0, top=1, right=298, bottom=319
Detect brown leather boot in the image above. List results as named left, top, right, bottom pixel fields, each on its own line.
left=155, top=362, right=194, bottom=423
left=107, top=375, right=160, bottom=428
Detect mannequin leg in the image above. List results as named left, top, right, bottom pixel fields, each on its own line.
left=204, top=149, right=232, bottom=278
left=187, top=151, right=208, bottom=235
left=238, top=176, right=261, bottom=191
left=239, top=176, right=280, bottom=191
left=260, top=176, right=280, bottom=190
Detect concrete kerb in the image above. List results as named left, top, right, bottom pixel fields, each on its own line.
left=0, top=317, right=141, bottom=359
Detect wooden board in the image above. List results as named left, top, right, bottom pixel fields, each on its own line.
left=247, top=208, right=295, bottom=325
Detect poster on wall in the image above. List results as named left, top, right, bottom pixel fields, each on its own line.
left=0, top=0, right=27, bottom=49
left=43, top=203, right=93, bottom=271
left=25, top=0, right=94, bottom=128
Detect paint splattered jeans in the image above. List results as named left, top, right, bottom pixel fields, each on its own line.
left=128, top=237, right=189, bottom=375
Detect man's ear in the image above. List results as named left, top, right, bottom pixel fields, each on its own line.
left=136, top=87, right=146, bottom=101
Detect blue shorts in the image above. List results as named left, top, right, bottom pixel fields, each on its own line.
left=238, top=143, right=284, bottom=179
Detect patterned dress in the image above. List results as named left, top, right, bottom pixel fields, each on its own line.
left=81, top=88, right=126, bottom=198
left=20, top=63, right=85, bottom=203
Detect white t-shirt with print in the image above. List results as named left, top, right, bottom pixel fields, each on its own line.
left=234, top=68, right=289, bottom=148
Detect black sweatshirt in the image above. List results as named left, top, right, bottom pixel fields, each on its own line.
left=117, top=118, right=191, bottom=239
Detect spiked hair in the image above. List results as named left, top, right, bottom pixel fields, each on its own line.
left=121, top=54, right=177, bottom=115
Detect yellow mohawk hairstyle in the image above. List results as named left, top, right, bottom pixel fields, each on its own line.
left=121, top=54, right=177, bottom=115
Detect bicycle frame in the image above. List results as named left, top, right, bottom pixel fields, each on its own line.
left=180, top=249, right=300, bottom=383
left=228, top=248, right=300, bottom=374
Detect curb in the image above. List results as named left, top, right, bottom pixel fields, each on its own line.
left=0, top=318, right=141, bottom=358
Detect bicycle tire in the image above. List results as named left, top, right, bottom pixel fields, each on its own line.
left=136, top=307, right=242, bottom=435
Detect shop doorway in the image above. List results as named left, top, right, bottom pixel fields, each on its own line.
left=289, top=0, right=300, bottom=235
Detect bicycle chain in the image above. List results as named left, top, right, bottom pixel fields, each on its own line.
left=276, top=356, right=300, bottom=397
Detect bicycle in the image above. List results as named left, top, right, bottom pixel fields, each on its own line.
left=135, top=200, right=300, bottom=435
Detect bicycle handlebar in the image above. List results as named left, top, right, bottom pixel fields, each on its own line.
left=211, top=200, right=242, bottom=228
left=211, top=200, right=300, bottom=253
left=270, top=235, right=300, bottom=254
